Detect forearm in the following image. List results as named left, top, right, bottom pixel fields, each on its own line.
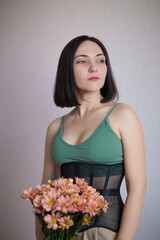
left=35, top=216, right=45, bottom=240
left=116, top=188, right=146, bottom=240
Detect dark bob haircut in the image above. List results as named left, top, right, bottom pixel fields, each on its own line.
left=53, top=35, right=119, bottom=108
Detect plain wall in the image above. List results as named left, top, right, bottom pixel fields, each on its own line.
left=1, top=0, right=160, bottom=239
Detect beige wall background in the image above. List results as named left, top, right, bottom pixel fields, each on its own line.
left=1, top=0, right=160, bottom=239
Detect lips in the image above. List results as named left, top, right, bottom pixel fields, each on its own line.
left=88, top=76, right=99, bottom=80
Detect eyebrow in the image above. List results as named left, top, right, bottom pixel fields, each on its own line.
left=74, top=53, right=105, bottom=59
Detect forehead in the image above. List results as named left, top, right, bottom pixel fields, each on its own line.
left=75, top=40, right=103, bottom=56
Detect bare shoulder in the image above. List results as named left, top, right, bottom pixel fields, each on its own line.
left=48, top=116, right=62, bottom=130
left=47, top=108, right=74, bottom=137
left=115, top=103, right=144, bottom=141
left=110, top=102, right=139, bottom=124
left=47, top=116, right=63, bottom=139
left=116, top=103, right=141, bottom=125
left=115, top=103, right=138, bottom=118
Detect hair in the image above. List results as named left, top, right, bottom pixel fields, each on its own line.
left=53, top=35, right=119, bottom=108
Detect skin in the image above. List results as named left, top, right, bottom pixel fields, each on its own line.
left=36, top=40, right=147, bottom=240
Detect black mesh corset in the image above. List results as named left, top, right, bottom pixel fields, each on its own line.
left=61, top=162, right=124, bottom=233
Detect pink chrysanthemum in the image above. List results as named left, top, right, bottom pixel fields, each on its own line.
left=33, top=185, right=44, bottom=195
left=56, top=195, right=73, bottom=213
left=75, top=177, right=88, bottom=190
left=52, top=178, right=75, bottom=193
left=44, top=212, right=61, bottom=230
left=75, top=197, right=87, bottom=213
left=85, top=198, right=99, bottom=217
left=41, top=184, right=51, bottom=194
left=33, top=206, right=43, bottom=214
left=21, top=188, right=36, bottom=201
left=61, top=183, right=79, bottom=195
left=33, top=195, right=43, bottom=208
left=102, top=200, right=109, bottom=213
left=82, top=213, right=91, bottom=226
left=41, top=188, right=59, bottom=211
left=69, top=193, right=82, bottom=213
left=58, top=215, right=73, bottom=230
left=82, top=186, right=97, bottom=197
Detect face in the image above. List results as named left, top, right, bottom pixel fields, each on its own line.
left=73, top=40, right=107, bottom=94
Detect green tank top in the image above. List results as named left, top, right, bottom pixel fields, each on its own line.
left=50, top=102, right=123, bottom=166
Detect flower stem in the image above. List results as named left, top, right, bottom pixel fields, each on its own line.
left=66, top=229, right=69, bottom=240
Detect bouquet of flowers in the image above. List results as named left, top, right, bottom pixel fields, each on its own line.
left=21, top=177, right=109, bottom=240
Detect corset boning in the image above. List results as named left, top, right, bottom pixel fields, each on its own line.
left=61, top=162, right=124, bottom=233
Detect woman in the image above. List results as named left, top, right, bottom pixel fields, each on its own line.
left=35, top=35, right=146, bottom=240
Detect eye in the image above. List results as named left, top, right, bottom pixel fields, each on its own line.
left=77, top=60, right=86, bottom=64
left=97, top=59, right=105, bottom=63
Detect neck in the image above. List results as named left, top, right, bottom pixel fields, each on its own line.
left=74, top=91, right=104, bottom=118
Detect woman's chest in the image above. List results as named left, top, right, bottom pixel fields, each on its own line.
left=62, top=115, right=121, bottom=146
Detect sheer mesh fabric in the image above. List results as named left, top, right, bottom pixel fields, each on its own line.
left=61, top=162, right=124, bottom=233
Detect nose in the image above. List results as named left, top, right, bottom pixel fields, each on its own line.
left=88, top=62, right=97, bottom=72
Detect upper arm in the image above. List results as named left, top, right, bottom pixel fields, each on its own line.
left=41, top=118, right=61, bottom=184
left=119, top=104, right=147, bottom=193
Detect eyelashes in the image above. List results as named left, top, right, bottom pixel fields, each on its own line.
left=77, top=59, right=105, bottom=64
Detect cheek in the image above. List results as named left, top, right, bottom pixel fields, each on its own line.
left=74, top=67, right=86, bottom=81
